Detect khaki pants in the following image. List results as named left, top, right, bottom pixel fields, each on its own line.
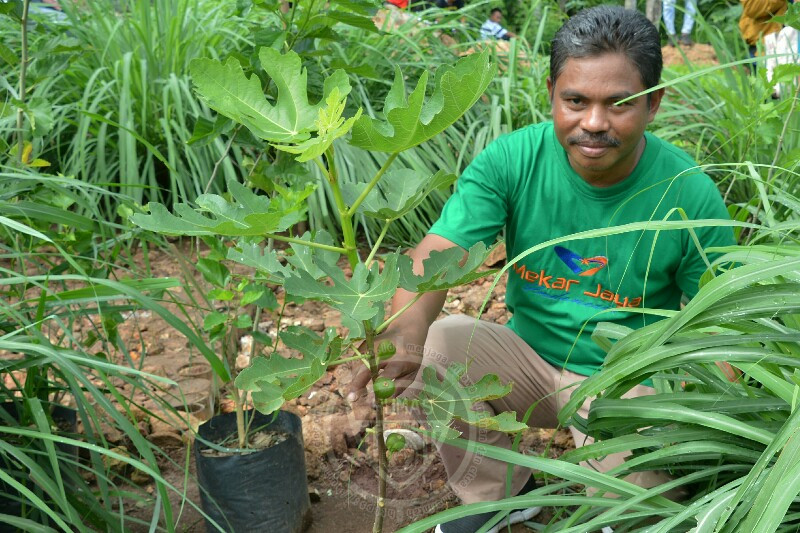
left=401, top=314, right=670, bottom=504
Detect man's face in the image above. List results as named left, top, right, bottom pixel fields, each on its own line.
left=490, top=11, right=502, bottom=23
left=547, top=53, right=663, bottom=186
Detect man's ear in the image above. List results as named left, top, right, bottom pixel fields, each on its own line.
left=647, top=87, right=665, bottom=122
left=546, top=77, right=553, bottom=102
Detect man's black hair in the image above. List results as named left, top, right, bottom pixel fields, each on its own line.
left=550, top=6, right=662, bottom=89
left=490, top=7, right=502, bottom=15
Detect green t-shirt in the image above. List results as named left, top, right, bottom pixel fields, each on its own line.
left=429, top=122, right=734, bottom=376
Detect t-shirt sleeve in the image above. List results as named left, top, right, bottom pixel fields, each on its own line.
left=428, top=138, right=509, bottom=250
left=675, top=180, right=735, bottom=299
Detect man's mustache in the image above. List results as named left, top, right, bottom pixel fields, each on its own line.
left=567, top=133, right=621, bottom=147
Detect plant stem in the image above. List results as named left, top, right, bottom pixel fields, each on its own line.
left=365, top=220, right=391, bottom=268
left=204, top=125, right=240, bottom=194
left=326, top=146, right=360, bottom=268
left=326, top=353, right=369, bottom=368
left=16, top=0, right=31, bottom=165
left=262, top=232, right=347, bottom=254
left=365, top=326, right=387, bottom=533
left=312, top=156, right=330, bottom=180
left=223, top=324, right=247, bottom=448
left=376, top=293, right=423, bottom=334
left=346, top=153, right=398, bottom=217
left=232, top=384, right=246, bottom=449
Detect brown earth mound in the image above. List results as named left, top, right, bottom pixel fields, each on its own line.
left=662, top=42, right=719, bottom=66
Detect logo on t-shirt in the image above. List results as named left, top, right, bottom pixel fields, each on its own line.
left=554, top=246, right=607, bottom=276
left=512, top=246, right=642, bottom=308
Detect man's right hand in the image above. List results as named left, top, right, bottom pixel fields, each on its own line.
left=345, top=233, right=461, bottom=402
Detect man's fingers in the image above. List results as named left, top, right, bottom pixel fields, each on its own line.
left=347, top=366, right=373, bottom=402
left=381, top=365, right=417, bottom=398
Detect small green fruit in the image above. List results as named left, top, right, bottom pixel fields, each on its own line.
left=373, top=377, right=396, bottom=399
left=377, top=340, right=396, bottom=360
left=385, top=433, right=406, bottom=453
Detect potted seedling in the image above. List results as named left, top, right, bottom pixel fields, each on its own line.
left=133, top=45, right=528, bottom=532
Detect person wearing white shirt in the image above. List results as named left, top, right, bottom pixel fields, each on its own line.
left=480, top=8, right=516, bottom=40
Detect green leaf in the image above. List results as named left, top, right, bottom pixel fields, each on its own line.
left=203, top=312, right=228, bottom=331
left=187, top=115, right=233, bottom=146
left=189, top=49, right=351, bottom=143
left=285, top=230, right=339, bottom=279
left=196, top=258, right=230, bottom=288
left=240, top=289, right=265, bottom=306
left=235, top=314, right=253, bottom=329
left=324, top=10, right=381, bottom=33
left=0, top=43, right=17, bottom=66
left=234, top=327, right=341, bottom=413
left=0, top=0, right=22, bottom=20
left=398, top=242, right=494, bottom=293
left=208, top=288, right=234, bottom=301
left=772, top=2, right=800, bottom=30
left=350, top=49, right=495, bottom=153
left=131, top=178, right=311, bottom=237
left=342, top=169, right=455, bottom=221
left=272, top=87, right=362, bottom=162
left=417, top=362, right=527, bottom=440
left=285, top=255, right=398, bottom=324
left=227, top=242, right=294, bottom=283
left=251, top=330, right=273, bottom=347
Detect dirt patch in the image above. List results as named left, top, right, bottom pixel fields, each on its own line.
left=662, top=43, right=718, bottom=66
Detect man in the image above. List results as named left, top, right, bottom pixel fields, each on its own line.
left=480, top=8, right=516, bottom=40
left=349, top=6, right=733, bottom=532
left=662, top=0, right=697, bottom=46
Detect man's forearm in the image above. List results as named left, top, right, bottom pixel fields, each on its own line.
left=384, top=233, right=462, bottom=336
left=388, top=286, right=448, bottom=334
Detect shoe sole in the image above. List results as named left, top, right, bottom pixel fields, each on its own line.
left=434, top=506, right=542, bottom=533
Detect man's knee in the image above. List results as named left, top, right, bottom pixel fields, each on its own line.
left=424, top=314, right=475, bottom=367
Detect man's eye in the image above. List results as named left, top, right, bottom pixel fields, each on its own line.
left=568, top=98, right=582, bottom=105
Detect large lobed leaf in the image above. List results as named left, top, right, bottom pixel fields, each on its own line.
left=235, top=327, right=341, bottom=413
left=284, top=254, right=399, bottom=325
left=399, top=241, right=495, bottom=293
left=349, top=48, right=496, bottom=153
left=189, top=48, right=350, bottom=143
left=226, top=231, right=338, bottom=282
left=417, top=362, right=527, bottom=440
left=131, top=179, right=313, bottom=237
left=273, top=87, right=363, bottom=162
left=342, top=168, right=455, bottom=221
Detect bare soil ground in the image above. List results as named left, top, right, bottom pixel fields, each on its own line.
left=662, top=43, right=719, bottom=66
left=63, top=240, right=577, bottom=532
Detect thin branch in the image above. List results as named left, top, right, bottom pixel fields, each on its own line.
left=346, top=153, right=398, bottom=217
left=263, top=232, right=347, bottom=254
left=376, top=293, right=423, bottom=334
left=365, top=220, right=391, bottom=268
left=312, top=156, right=330, bottom=180
left=204, top=125, right=241, bottom=194
left=327, top=353, right=369, bottom=368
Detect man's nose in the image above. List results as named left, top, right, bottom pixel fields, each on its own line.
left=580, top=104, right=610, bottom=133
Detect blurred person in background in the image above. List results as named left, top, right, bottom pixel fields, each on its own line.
left=739, top=0, right=788, bottom=61
left=662, top=0, right=697, bottom=46
left=480, top=8, right=516, bottom=40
